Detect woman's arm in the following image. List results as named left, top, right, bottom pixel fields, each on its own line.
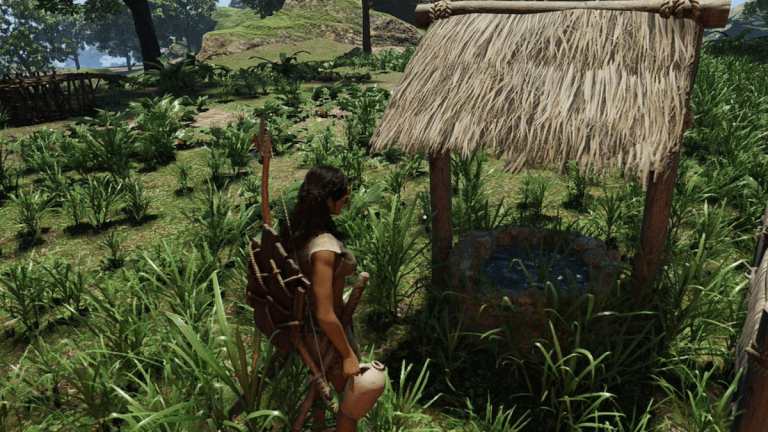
left=312, top=250, right=356, bottom=362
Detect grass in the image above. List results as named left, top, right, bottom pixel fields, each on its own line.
left=208, top=38, right=356, bottom=69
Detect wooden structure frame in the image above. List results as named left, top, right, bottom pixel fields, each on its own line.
left=0, top=72, right=124, bottom=126
left=732, top=205, right=768, bottom=432
left=371, top=0, right=721, bottom=301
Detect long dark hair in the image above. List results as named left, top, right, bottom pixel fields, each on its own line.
left=280, top=165, right=349, bottom=254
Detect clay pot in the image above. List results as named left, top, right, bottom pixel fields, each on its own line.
left=340, top=361, right=386, bottom=420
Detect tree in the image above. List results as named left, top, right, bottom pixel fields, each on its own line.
left=153, top=0, right=217, bottom=53
left=362, top=0, right=372, bottom=54
left=53, top=9, right=93, bottom=70
left=37, top=0, right=162, bottom=71
left=0, top=0, right=73, bottom=75
left=88, top=7, right=142, bottom=71
left=238, top=0, right=285, bottom=18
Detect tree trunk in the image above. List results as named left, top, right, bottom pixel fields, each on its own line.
left=123, top=0, right=162, bottom=71
left=74, top=53, right=81, bottom=70
left=126, top=54, right=133, bottom=72
left=362, top=0, right=372, bottom=54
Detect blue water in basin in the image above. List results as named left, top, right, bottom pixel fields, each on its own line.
left=481, top=246, right=590, bottom=294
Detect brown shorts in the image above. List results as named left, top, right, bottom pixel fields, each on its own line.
left=301, top=324, right=361, bottom=378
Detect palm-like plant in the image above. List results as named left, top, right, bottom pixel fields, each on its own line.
left=11, top=189, right=52, bottom=245
left=130, top=96, right=194, bottom=168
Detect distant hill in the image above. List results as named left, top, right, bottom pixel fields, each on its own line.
left=705, top=0, right=768, bottom=40
left=198, top=0, right=421, bottom=63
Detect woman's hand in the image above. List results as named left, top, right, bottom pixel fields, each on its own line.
left=342, top=353, right=361, bottom=378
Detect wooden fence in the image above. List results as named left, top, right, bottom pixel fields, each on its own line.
left=0, top=72, right=124, bottom=126
left=733, top=205, right=768, bottom=431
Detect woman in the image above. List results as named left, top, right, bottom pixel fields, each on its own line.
left=280, top=165, right=368, bottom=432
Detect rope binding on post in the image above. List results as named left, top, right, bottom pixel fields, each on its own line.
left=659, top=0, right=701, bottom=19
left=429, top=0, right=453, bottom=21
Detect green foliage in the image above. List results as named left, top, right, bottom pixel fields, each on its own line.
left=0, top=260, right=48, bottom=334
left=332, top=47, right=416, bottom=72
left=184, top=182, right=256, bottom=261
left=562, top=161, right=593, bottom=211
left=37, top=162, right=71, bottom=207
left=654, top=363, right=742, bottom=432
left=40, top=257, right=90, bottom=315
left=63, top=184, right=87, bottom=229
left=349, top=195, right=428, bottom=325
left=71, top=120, right=135, bottom=177
left=100, top=230, right=127, bottom=271
left=17, top=128, right=62, bottom=174
left=343, top=85, right=389, bottom=151
left=362, top=359, right=440, bottom=431
left=130, top=96, right=194, bottom=168
left=517, top=173, right=550, bottom=220
left=11, top=188, right=52, bottom=245
left=161, top=274, right=288, bottom=430
left=460, top=396, right=531, bottom=432
left=175, top=161, right=194, bottom=195
left=121, top=175, right=152, bottom=224
left=82, top=175, right=124, bottom=231
left=452, top=152, right=514, bottom=235
left=138, top=55, right=216, bottom=96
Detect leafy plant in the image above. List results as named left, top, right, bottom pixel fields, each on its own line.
left=18, top=128, right=62, bottom=174
left=130, top=96, right=193, bottom=168
left=122, top=175, right=152, bottom=224
left=452, top=152, right=513, bottom=235
left=350, top=195, right=428, bottom=325
left=184, top=182, right=256, bottom=261
left=63, top=185, right=88, bottom=230
left=83, top=175, right=124, bottom=231
left=0, top=260, right=48, bottom=334
left=460, top=396, right=531, bottom=432
left=562, top=161, right=593, bottom=211
left=654, top=362, right=741, bottom=431
left=100, top=230, right=127, bottom=271
left=362, top=359, right=440, bottom=431
left=72, top=122, right=135, bottom=177
left=206, top=146, right=229, bottom=188
left=40, top=258, right=90, bottom=315
left=175, top=161, right=194, bottom=195
left=163, top=273, right=288, bottom=430
left=11, top=189, right=52, bottom=245
left=517, top=173, right=549, bottom=219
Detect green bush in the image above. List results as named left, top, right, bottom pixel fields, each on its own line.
left=0, top=260, right=48, bottom=334
left=121, top=175, right=152, bottom=224
left=83, top=175, right=124, bottom=231
left=349, top=195, right=428, bottom=324
left=11, top=189, right=52, bottom=245
left=130, top=96, right=194, bottom=168
left=17, top=129, right=62, bottom=174
left=71, top=122, right=135, bottom=177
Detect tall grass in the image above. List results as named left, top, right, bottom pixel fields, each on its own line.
left=349, top=195, right=428, bottom=326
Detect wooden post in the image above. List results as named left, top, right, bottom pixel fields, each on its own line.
left=429, top=152, right=453, bottom=287
left=630, top=26, right=704, bottom=302
left=735, top=308, right=768, bottom=432
left=733, top=205, right=768, bottom=432
left=630, top=153, right=680, bottom=302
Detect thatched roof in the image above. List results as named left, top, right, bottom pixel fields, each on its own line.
left=370, top=10, right=702, bottom=183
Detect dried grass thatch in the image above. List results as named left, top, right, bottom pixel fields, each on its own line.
left=370, top=10, right=702, bottom=183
